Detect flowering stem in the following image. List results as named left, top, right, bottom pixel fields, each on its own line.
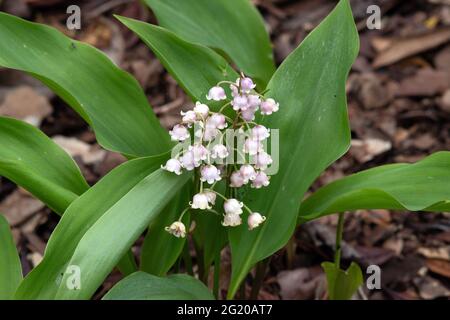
left=334, top=212, right=345, bottom=268
left=177, top=207, right=190, bottom=221
left=218, top=101, right=232, bottom=114
left=205, top=189, right=228, bottom=201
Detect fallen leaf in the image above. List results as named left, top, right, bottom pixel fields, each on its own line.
left=418, top=246, right=450, bottom=260
left=52, top=135, right=106, bottom=165
left=350, top=138, right=392, bottom=163
left=426, top=259, right=450, bottom=278
left=0, top=85, right=52, bottom=126
left=372, top=28, right=450, bottom=68
left=396, top=68, right=449, bottom=97
left=277, top=267, right=326, bottom=300
left=413, top=276, right=450, bottom=299
left=0, top=189, right=44, bottom=226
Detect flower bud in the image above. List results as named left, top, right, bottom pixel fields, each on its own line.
left=181, top=110, right=197, bottom=126
left=207, top=113, right=227, bottom=129
left=239, top=77, right=256, bottom=93
left=232, top=94, right=249, bottom=111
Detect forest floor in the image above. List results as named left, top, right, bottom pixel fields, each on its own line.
left=0, top=0, right=449, bottom=300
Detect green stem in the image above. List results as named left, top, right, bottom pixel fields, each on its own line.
left=213, top=249, right=221, bottom=299
left=250, top=258, right=270, bottom=299
left=334, top=212, right=345, bottom=268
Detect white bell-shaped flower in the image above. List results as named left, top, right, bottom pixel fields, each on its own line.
left=222, top=213, right=242, bottom=227
left=181, top=110, right=197, bottom=127
left=243, top=138, right=263, bottom=156
left=239, top=164, right=257, bottom=182
left=161, top=158, right=182, bottom=175
left=224, top=199, right=244, bottom=215
left=206, top=86, right=227, bottom=101
left=251, top=125, right=270, bottom=141
left=180, top=150, right=198, bottom=171
left=230, top=171, right=246, bottom=187
left=254, top=152, right=273, bottom=170
left=204, top=191, right=216, bottom=206
left=251, top=171, right=270, bottom=189
left=211, top=144, right=229, bottom=159
left=193, top=101, right=210, bottom=119
left=260, top=98, right=279, bottom=115
left=191, top=192, right=211, bottom=210
left=247, top=212, right=266, bottom=230
left=200, top=165, right=222, bottom=184
left=190, top=144, right=208, bottom=162
left=169, top=124, right=190, bottom=142
left=232, top=94, right=249, bottom=111
left=239, top=77, right=256, bottom=93
left=207, top=113, right=227, bottom=129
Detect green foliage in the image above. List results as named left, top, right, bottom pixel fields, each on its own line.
left=103, top=272, right=214, bottom=300
left=143, top=0, right=275, bottom=87
left=322, top=262, right=363, bottom=300
left=0, top=214, right=22, bottom=299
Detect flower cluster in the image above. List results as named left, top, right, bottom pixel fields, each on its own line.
left=162, top=74, right=278, bottom=238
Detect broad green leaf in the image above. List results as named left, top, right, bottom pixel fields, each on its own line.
left=140, top=185, right=191, bottom=276
left=0, top=117, right=88, bottom=214
left=0, top=214, right=22, bottom=299
left=116, top=16, right=238, bottom=105
left=228, top=0, right=359, bottom=298
left=322, top=261, right=363, bottom=300
left=143, top=0, right=275, bottom=87
left=0, top=12, right=171, bottom=158
left=103, top=272, right=214, bottom=300
left=116, top=249, right=138, bottom=276
left=299, top=151, right=450, bottom=223
left=15, top=154, right=190, bottom=299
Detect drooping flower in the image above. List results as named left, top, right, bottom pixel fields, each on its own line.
left=206, top=86, right=227, bottom=101
left=224, top=199, right=244, bottom=215
left=241, top=106, right=256, bottom=121
left=181, top=110, right=197, bottom=127
left=191, top=192, right=211, bottom=210
left=211, top=144, right=229, bottom=159
left=232, top=94, right=249, bottom=111
left=230, top=84, right=239, bottom=97
left=251, top=125, right=270, bottom=141
left=169, top=124, right=190, bottom=142
left=239, top=77, right=256, bottom=93
left=239, top=164, right=257, bottom=182
left=247, top=94, right=261, bottom=109
left=204, top=191, right=216, bottom=206
left=230, top=171, right=246, bottom=188
left=203, top=126, right=219, bottom=142
left=251, top=171, right=270, bottom=189
left=243, top=138, right=263, bottom=156
left=260, top=98, right=279, bottom=115
left=247, top=212, right=266, bottom=230
left=254, top=152, right=273, bottom=170
left=193, top=101, right=210, bottom=119
left=200, top=165, right=222, bottom=184
left=207, top=113, right=227, bottom=130
left=222, top=213, right=242, bottom=227
left=161, top=158, right=182, bottom=175
left=190, top=144, right=209, bottom=162
left=165, top=221, right=186, bottom=237
left=180, top=150, right=198, bottom=171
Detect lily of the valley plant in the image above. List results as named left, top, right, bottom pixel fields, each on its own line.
left=0, top=0, right=449, bottom=301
